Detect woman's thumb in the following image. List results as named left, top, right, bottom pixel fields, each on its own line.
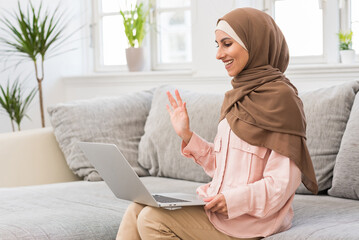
left=203, top=196, right=215, bottom=202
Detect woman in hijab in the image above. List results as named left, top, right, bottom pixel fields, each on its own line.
left=117, top=7, right=317, bottom=240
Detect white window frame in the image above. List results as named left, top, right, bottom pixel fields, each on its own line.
left=91, top=0, right=192, bottom=72
left=342, top=0, right=359, bottom=60
left=339, top=0, right=351, bottom=30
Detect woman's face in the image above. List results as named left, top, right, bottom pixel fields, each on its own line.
left=215, top=30, right=249, bottom=77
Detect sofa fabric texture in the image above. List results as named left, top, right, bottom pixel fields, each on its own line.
left=0, top=178, right=202, bottom=240
left=328, top=91, right=359, bottom=199
left=138, top=85, right=223, bottom=183
left=1, top=178, right=358, bottom=240
left=296, top=81, right=359, bottom=193
left=48, top=91, right=153, bottom=181
left=265, top=194, right=359, bottom=240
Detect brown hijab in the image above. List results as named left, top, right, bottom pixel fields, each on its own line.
left=218, top=8, right=318, bottom=194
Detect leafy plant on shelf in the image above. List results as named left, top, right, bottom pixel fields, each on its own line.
left=0, top=79, right=37, bottom=132
left=0, top=1, right=74, bottom=128
left=120, top=2, right=150, bottom=48
left=338, top=30, right=353, bottom=50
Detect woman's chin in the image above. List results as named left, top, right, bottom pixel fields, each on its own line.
left=226, top=68, right=243, bottom=77
left=227, top=71, right=235, bottom=77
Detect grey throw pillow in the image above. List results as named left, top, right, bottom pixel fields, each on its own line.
left=48, top=90, right=153, bottom=181
left=328, top=91, right=359, bottom=199
left=296, top=81, right=359, bottom=194
left=138, top=85, right=223, bottom=183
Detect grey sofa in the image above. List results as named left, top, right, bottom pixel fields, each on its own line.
left=1, top=82, right=359, bottom=240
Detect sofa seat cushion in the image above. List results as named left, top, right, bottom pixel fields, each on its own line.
left=0, top=177, right=202, bottom=240
left=2, top=179, right=358, bottom=240
left=266, top=194, right=359, bottom=240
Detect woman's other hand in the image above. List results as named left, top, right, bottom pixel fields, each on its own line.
left=166, top=89, right=193, bottom=144
left=203, top=194, right=228, bottom=217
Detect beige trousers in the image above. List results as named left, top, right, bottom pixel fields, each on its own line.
left=116, top=203, right=261, bottom=240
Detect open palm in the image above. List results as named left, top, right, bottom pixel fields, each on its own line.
left=166, top=89, right=192, bottom=143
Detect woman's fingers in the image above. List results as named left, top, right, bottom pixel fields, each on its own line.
left=167, top=91, right=178, bottom=108
left=210, top=205, right=221, bottom=212
left=175, top=89, right=183, bottom=106
left=183, top=102, right=188, bottom=113
left=204, top=194, right=228, bottom=215
left=210, top=203, right=227, bottom=215
left=204, top=196, right=218, bottom=211
left=167, top=90, right=185, bottom=109
left=166, top=104, right=172, bottom=115
left=208, top=199, right=222, bottom=212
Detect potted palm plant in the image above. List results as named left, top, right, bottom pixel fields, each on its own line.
left=0, top=1, right=73, bottom=127
left=0, top=79, right=37, bottom=132
left=338, top=30, right=355, bottom=64
left=120, top=2, right=149, bottom=71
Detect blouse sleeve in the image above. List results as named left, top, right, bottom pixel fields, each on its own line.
left=222, top=150, right=301, bottom=220
left=181, top=132, right=216, bottom=178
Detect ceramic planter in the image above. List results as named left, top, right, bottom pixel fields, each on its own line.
left=340, top=49, right=356, bottom=64
left=125, top=47, right=145, bottom=72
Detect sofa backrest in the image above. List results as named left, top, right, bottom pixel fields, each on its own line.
left=48, top=81, right=359, bottom=200
left=296, top=81, right=359, bottom=194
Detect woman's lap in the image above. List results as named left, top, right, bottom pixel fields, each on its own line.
left=117, top=202, right=259, bottom=240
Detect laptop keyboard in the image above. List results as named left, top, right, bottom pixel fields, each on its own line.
left=153, top=195, right=190, bottom=203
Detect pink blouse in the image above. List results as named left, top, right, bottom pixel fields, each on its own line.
left=181, top=118, right=301, bottom=238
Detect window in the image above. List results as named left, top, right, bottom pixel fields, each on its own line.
left=151, top=0, right=192, bottom=69
left=351, top=0, right=359, bottom=53
left=93, top=0, right=136, bottom=70
left=273, top=0, right=323, bottom=57
left=259, top=0, right=358, bottom=63
left=92, top=0, right=192, bottom=71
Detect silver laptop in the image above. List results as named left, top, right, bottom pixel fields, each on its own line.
left=78, top=142, right=205, bottom=210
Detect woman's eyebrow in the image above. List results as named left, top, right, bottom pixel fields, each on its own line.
left=215, top=37, right=231, bottom=44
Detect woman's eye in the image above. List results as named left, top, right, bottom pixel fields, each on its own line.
left=224, top=43, right=232, bottom=47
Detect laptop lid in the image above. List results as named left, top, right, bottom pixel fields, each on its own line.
left=78, top=142, right=159, bottom=207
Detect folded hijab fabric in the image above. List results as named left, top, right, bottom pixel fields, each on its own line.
left=217, top=8, right=318, bottom=194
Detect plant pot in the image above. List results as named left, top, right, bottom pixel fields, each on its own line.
left=125, top=47, right=145, bottom=72
left=340, top=50, right=356, bottom=64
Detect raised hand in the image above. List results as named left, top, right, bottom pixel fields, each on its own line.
left=166, top=89, right=193, bottom=144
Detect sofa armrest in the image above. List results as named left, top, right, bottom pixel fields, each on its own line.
left=0, top=128, right=80, bottom=187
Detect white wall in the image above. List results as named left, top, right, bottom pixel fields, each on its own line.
left=0, top=0, right=86, bottom=133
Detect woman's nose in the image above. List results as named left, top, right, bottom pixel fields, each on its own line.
left=216, top=47, right=225, bottom=60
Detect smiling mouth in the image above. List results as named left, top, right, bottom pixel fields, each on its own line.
left=224, top=60, right=233, bottom=66
left=224, top=60, right=233, bottom=69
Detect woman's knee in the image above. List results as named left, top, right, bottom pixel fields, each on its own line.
left=137, top=206, right=159, bottom=228
left=127, top=202, right=145, bottom=214
left=137, top=206, right=164, bottom=238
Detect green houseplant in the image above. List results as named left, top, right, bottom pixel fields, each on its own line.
left=120, top=2, right=149, bottom=71
left=338, top=30, right=355, bottom=64
left=0, top=1, right=73, bottom=127
left=0, top=79, right=37, bottom=132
